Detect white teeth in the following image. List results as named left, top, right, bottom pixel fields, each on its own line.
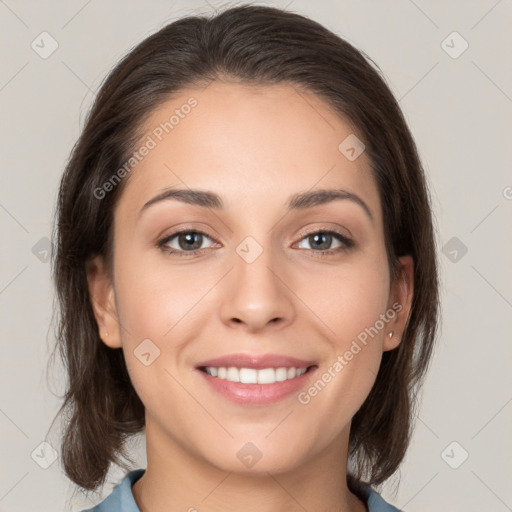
left=204, top=366, right=308, bottom=384
left=275, top=367, right=288, bottom=381
left=226, top=367, right=239, bottom=382
left=257, top=368, right=275, bottom=384
left=239, top=368, right=257, bottom=384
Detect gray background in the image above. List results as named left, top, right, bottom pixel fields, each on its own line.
left=1, top=1, right=511, bottom=511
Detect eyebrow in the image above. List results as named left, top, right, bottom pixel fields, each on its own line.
left=139, top=187, right=373, bottom=221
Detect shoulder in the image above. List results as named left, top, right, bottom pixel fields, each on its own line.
left=79, top=469, right=145, bottom=512
left=360, top=484, right=404, bottom=512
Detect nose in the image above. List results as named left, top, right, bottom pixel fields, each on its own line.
left=218, top=239, right=296, bottom=333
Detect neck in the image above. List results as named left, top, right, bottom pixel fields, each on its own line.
left=132, top=414, right=367, bottom=512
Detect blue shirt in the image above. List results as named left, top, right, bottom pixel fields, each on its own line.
left=81, top=469, right=404, bottom=512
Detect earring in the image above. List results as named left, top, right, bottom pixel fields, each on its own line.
left=388, top=331, right=393, bottom=338
left=105, top=331, right=109, bottom=337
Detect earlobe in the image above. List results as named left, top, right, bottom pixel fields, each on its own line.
left=383, top=255, right=414, bottom=352
left=86, top=255, right=122, bottom=349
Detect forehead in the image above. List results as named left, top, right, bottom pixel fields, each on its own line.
left=116, top=80, right=381, bottom=222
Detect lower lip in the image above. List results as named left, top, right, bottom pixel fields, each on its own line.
left=196, top=367, right=317, bottom=405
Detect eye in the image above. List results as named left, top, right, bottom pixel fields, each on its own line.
left=157, top=228, right=354, bottom=258
left=158, top=230, right=216, bottom=256
left=296, top=230, right=353, bottom=255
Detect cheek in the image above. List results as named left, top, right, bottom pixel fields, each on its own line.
left=311, top=255, right=390, bottom=341
left=111, top=257, right=202, bottom=409
left=305, top=252, right=390, bottom=392
left=111, top=251, right=224, bottom=402
left=113, top=248, right=205, bottom=339
left=295, top=263, right=389, bottom=428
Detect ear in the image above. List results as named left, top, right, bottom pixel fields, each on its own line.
left=383, top=255, right=414, bottom=352
left=86, top=255, right=122, bottom=349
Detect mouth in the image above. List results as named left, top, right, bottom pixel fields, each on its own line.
left=194, top=353, right=318, bottom=405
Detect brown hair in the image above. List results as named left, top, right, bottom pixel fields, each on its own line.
left=49, top=3, right=439, bottom=495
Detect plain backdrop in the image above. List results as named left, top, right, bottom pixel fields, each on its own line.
left=0, top=1, right=511, bottom=511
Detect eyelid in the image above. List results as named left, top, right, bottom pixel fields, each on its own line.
left=294, top=224, right=353, bottom=243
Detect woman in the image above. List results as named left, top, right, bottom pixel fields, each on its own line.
left=51, top=5, right=439, bottom=511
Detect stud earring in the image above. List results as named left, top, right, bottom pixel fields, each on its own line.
left=388, top=331, right=393, bottom=338
left=105, top=331, right=109, bottom=337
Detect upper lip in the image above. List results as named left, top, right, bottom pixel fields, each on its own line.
left=195, top=353, right=317, bottom=370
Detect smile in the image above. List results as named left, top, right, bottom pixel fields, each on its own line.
left=201, top=366, right=309, bottom=384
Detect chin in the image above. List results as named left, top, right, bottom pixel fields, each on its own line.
left=201, top=441, right=308, bottom=476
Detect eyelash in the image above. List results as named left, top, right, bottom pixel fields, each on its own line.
left=157, top=228, right=354, bottom=258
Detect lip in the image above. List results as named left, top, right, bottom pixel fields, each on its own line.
left=195, top=353, right=317, bottom=370
left=194, top=353, right=318, bottom=406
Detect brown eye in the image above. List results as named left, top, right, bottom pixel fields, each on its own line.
left=158, top=230, right=216, bottom=256
left=176, top=232, right=204, bottom=251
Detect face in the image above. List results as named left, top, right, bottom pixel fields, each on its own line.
left=88, top=80, right=413, bottom=475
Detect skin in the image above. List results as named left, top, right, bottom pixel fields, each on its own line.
left=87, top=80, right=414, bottom=512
